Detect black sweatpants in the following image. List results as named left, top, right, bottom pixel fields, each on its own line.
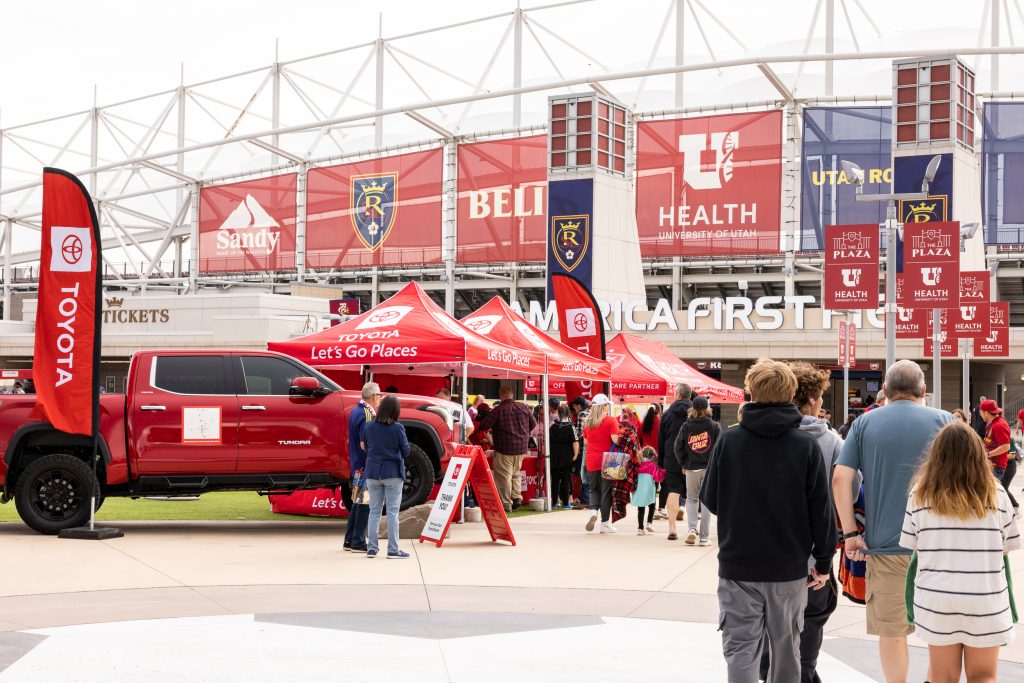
left=759, top=570, right=839, bottom=683
left=636, top=503, right=655, bottom=529
left=1003, top=458, right=1019, bottom=509
left=551, top=465, right=573, bottom=506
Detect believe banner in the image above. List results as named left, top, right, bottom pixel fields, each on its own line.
left=823, top=224, right=879, bottom=309
left=306, top=148, right=443, bottom=268
left=901, top=222, right=960, bottom=308
left=801, top=106, right=891, bottom=251
left=30, top=169, right=102, bottom=436
left=199, top=173, right=297, bottom=273
left=457, top=135, right=547, bottom=263
left=635, top=110, right=782, bottom=256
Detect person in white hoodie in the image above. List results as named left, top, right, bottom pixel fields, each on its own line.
left=760, top=362, right=846, bottom=683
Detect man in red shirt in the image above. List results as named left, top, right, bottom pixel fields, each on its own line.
left=1016, top=405, right=1024, bottom=434
left=980, top=399, right=1011, bottom=478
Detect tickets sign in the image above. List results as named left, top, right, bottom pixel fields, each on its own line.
left=824, top=224, right=879, bottom=309
left=901, top=222, right=960, bottom=308
left=635, top=110, right=783, bottom=256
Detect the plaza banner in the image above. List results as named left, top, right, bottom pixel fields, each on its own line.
left=306, top=148, right=443, bottom=268
left=823, top=224, right=879, bottom=309
left=199, top=173, right=297, bottom=273
left=982, top=102, right=1024, bottom=245
left=975, top=301, right=1009, bottom=357
left=901, top=222, right=960, bottom=308
left=635, top=110, right=782, bottom=256
left=30, top=169, right=102, bottom=436
left=457, top=135, right=547, bottom=264
left=959, top=270, right=991, bottom=304
left=801, top=107, right=890, bottom=251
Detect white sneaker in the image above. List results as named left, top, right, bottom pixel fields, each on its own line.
left=600, top=522, right=617, bottom=534
left=645, top=523, right=655, bottom=533
left=636, top=528, right=645, bottom=535
left=585, top=512, right=598, bottom=532
left=685, top=529, right=698, bottom=545
left=699, top=537, right=712, bottom=547
left=654, top=509, right=668, bottom=520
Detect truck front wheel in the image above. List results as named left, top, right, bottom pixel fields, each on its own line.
left=15, top=454, right=99, bottom=535
left=402, top=444, right=434, bottom=510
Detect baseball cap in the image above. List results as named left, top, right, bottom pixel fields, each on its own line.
left=980, top=399, right=1002, bottom=414
left=692, top=396, right=710, bottom=411
left=590, top=393, right=611, bottom=406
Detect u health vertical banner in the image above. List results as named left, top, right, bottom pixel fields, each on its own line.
left=635, top=110, right=782, bottom=256
left=823, top=224, right=879, bottom=309
left=546, top=178, right=594, bottom=299
left=901, top=222, right=960, bottom=308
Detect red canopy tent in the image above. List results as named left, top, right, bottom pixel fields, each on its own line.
left=462, top=297, right=612, bottom=383
left=527, top=333, right=744, bottom=404
left=268, top=282, right=546, bottom=379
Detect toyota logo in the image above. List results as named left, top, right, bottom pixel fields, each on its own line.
left=573, top=312, right=589, bottom=333
left=466, top=320, right=489, bottom=331
left=369, top=310, right=401, bottom=324
left=61, top=235, right=84, bottom=265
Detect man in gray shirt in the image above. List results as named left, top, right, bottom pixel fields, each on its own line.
left=833, top=360, right=953, bottom=683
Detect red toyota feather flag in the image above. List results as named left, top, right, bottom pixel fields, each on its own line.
left=29, top=168, right=102, bottom=436
left=551, top=273, right=606, bottom=404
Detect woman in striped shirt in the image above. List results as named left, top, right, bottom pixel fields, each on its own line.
left=901, top=421, right=1020, bottom=683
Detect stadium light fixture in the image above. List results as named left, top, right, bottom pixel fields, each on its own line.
left=840, top=160, right=865, bottom=189
left=922, top=155, right=942, bottom=192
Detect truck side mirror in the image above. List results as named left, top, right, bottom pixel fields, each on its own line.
left=289, top=376, right=322, bottom=397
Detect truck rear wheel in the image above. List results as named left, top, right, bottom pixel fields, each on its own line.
left=401, top=444, right=434, bottom=510
left=14, top=454, right=99, bottom=535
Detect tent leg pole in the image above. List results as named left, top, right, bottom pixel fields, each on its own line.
left=543, top=373, right=551, bottom=512
left=461, top=362, right=468, bottom=524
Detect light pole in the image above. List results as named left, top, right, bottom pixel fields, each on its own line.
left=840, top=156, right=942, bottom=374
left=959, top=223, right=980, bottom=413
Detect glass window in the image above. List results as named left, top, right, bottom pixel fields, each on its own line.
left=240, top=356, right=311, bottom=395
left=153, top=356, right=230, bottom=395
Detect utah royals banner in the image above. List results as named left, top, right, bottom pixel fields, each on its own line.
left=982, top=102, right=1024, bottom=245
left=306, top=148, right=443, bottom=268
left=551, top=273, right=606, bottom=404
left=199, top=173, right=297, bottom=273
left=823, top=224, right=879, bottom=309
left=31, top=169, right=102, bottom=436
left=635, top=110, right=783, bottom=257
left=547, top=178, right=594, bottom=298
left=901, top=222, right=960, bottom=308
left=457, top=135, right=547, bottom=264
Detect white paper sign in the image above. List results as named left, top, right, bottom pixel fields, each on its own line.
left=182, top=406, right=222, bottom=444
left=421, top=456, right=473, bottom=542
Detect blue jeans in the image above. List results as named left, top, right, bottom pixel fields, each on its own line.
left=367, top=478, right=404, bottom=555
left=344, top=503, right=369, bottom=548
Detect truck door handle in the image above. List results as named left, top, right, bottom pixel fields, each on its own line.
left=241, top=405, right=267, bottom=411
left=140, top=405, right=166, bottom=411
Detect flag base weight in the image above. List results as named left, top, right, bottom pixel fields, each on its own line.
left=58, top=526, right=124, bottom=540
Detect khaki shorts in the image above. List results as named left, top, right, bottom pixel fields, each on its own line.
left=865, top=554, right=914, bottom=637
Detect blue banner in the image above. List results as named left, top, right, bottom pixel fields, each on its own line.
left=893, top=152, right=954, bottom=272
left=546, top=178, right=593, bottom=301
left=982, top=102, right=1024, bottom=245
left=800, top=107, right=891, bottom=251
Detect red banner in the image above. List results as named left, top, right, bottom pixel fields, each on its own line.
left=975, top=302, right=1009, bottom=357
left=925, top=311, right=959, bottom=357
left=838, top=320, right=848, bottom=366
left=551, top=273, right=606, bottom=405
left=635, top=110, right=782, bottom=256
left=457, top=135, right=547, bottom=263
left=824, top=224, right=879, bottom=309
left=950, top=303, right=990, bottom=339
left=30, top=169, right=102, bottom=436
left=306, top=148, right=443, bottom=268
left=959, top=270, right=991, bottom=304
left=896, top=306, right=928, bottom=338
left=328, top=298, right=360, bottom=326
left=848, top=323, right=857, bottom=366
left=902, top=222, right=960, bottom=308
left=199, top=174, right=297, bottom=273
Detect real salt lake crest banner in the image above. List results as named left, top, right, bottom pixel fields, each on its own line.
left=800, top=107, right=891, bottom=251
left=457, top=135, right=547, bottom=263
left=547, top=179, right=594, bottom=298
left=199, top=173, right=297, bottom=273
left=30, top=169, right=102, bottom=436
left=823, top=224, right=879, bottom=309
left=306, top=148, right=443, bottom=268
left=635, top=110, right=782, bottom=256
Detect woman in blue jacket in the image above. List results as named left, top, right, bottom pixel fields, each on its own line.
left=362, top=395, right=412, bottom=559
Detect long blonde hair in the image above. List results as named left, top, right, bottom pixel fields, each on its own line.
left=584, top=402, right=608, bottom=431
left=911, top=421, right=999, bottom=519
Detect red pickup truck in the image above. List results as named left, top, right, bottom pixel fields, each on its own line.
left=0, top=350, right=460, bottom=534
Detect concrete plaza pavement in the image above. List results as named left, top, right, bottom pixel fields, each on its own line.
left=1, top=509, right=1022, bottom=681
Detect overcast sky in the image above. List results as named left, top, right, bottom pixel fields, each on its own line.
left=2, top=0, right=1020, bottom=128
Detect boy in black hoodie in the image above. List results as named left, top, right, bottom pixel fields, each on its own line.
left=700, top=359, right=834, bottom=683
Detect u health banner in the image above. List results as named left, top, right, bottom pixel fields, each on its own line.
left=901, top=222, right=960, bottom=308
left=801, top=107, right=891, bottom=251
left=199, top=173, right=297, bottom=273
left=306, top=148, right=443, bottom=268
left=823, top=224, right=879, bottom=309
left=31, top=169, right=102, bottom=436
left=635, top=110, right=782, bottom=256
left=975, top=302, right=1009, bottom=357
left=457, top=135, right=547, bottom=263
